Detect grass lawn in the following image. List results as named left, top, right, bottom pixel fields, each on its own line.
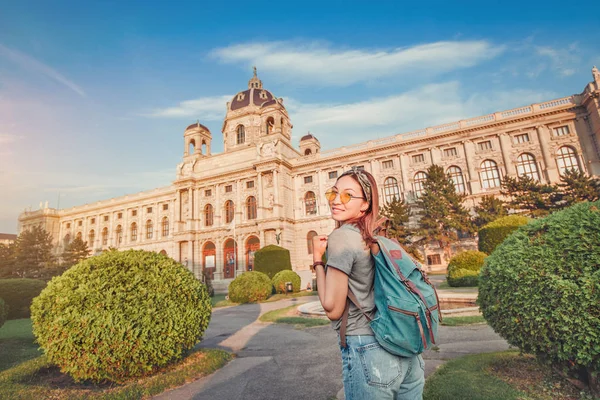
left=212, top=291, right=317, bottom=308
left=441, top=315, right=486, bottom=326
left=259, top=305, right=329, bottom=328
left=211, top=294, right=238, bottom=308
left=424, top=351, right=593, bottom=400
left=0, top=319, right=43, bottom=373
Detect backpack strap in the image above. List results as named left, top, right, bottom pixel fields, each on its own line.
left=339, top=288, right=372, bottom=348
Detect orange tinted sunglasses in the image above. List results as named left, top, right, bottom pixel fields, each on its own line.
left=325, top=189, right=365, bottom=204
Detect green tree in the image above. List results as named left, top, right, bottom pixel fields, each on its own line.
left=416, top=165, right=474, bottom=261
left=13, top=226, right=56, bottom=278
left=61, top=236, right=91, bottom=267
left=473, top=195, right=508, bottom=228
left=380, top=197, right=423, bottom=261
left=554, top=169, right=600, bottom=208
left=0, top=243, right=16, bottom=277
left=501, top=175, right=557, bottom=217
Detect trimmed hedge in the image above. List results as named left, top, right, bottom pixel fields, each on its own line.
left=446, top=250, right=487, bottom=287
left=478, top=201, right=600, bottom=384
left=253, top=245, right=292, bottom=279
left=228, top=271, right=272, bottom=303
left=31, top=250, right=212, bottom=383
left=272, top=270, right=301, bottom=294
left=478, top=215, right=529, bottom=255
left=0, top=298, right=7, bottom=329
left=0, top=278, right=46, bottom=319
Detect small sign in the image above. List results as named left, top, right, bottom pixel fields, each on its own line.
left=389, top=250, right=403, bottom=259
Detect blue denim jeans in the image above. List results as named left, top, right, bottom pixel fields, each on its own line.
left=339, top=335, right=425, bottom=400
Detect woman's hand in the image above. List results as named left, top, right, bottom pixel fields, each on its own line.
left=312, top=234, right=328, bottom=263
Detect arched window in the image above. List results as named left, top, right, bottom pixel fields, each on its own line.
left=159, top=250, right=167, bottom=255
left=556, top=146, right=580, bottom=175
left=305, top=191, right=317, bottom=215
left=447, top=166, right=466, bottom=193
left=225, top=200, right=235, bottom=223
left=130, top=222, right=138, bottom=242
left=162, top=217, right=169, bottom=237
left=223, top=238, right=236, bottom=279
left=413, top=172, right=427, bottom=197
left=201, top=140, right=207, bottom=155
left=516, top=153, right=540, bottom=181
left=63, top=233, right=71, bottom=246
left=88, top=229, right=95, bottom=247
left=307, top=230, right=318, bottom=254
left=266, top=117, right=274, bottom=135
left=102, top=227, right=108, bottom=245
left=246, top=196, right=257, bottom=220
left=146, top=220, right=153, bottom=239
left=305, top=149, right=312, bottom=156
left=116, top=225, right=122, bottom=244
left=204, top=204, right=214, bottom=226
left=189, top=139, right=195, bottom=155
left=76, top=232, right=82, bottom=241
left=383, top=177, right=401, bottom=203
left=237, top=125, right=245, bottom=144
left=480, top=160, right=501, bottom=189
left=245, top=236, right=260, bottom=271
left=203, top=241, right=216, bottom=280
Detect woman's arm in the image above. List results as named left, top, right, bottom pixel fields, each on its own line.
left=312, top=235, right=349, bottom=321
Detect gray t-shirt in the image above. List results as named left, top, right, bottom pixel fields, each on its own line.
left=326, top=223, right=375, bottom=336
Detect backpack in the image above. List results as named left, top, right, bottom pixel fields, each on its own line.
left=340, top=235, right=442, bottom=357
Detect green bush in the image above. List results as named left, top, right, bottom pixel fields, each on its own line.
left=272, top=270, right=301, bottom=294
left=253, top=245, right=292, bottom=279
left=0, top=278, right=46, bottom=319
left=0, top=298, right=7, bottom=329
left=478, top=201, right=600, bottom=383
left=478, top=214, right=529, bottom=254
left=228, top=271, right=272, bottom=303
left=446, top=250, right=486, bottom=287
left=30, top=250, right=212, bottom=383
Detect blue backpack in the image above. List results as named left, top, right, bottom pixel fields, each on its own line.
left=340, top=235, right=442, bottom=357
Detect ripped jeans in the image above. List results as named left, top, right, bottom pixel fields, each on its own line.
left=339, top=335, right=425, bottom=400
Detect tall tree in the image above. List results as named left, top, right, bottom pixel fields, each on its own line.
left=473, top=195, right=508, bottom=228
left=61, top=237, right=91, bottom=267
left=501, top=175, right=557, bottom=217
left=554, top=169, right=600, bottom=208
left=0, top=243, right=16, bottom=277
left=416, top=165, right=474, bottom=261
left=380, top=197, right=423, bottom=261
left=13, top=226, right=56, bottom=278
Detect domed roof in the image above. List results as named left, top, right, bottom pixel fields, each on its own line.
left=300, top=133, right=318, bottom=142
left=185, top=121, right=210, bottom=131
left=229, top=67, right=281, bottom=111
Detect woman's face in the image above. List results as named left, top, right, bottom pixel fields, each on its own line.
left=328, top=175, right=370, bottom=223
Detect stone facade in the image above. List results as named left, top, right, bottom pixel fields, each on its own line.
left=18, top=68, right=600, bottom=286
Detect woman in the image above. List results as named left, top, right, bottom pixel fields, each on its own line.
left=312, top=168, right=424, bottom=400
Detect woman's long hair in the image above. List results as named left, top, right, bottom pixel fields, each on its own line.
left=336, top=169, right=380, bottom=246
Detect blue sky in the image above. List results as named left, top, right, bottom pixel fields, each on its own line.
left=1, top=0, right=599, bottom=233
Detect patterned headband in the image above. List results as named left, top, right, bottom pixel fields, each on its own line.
left=341, top=167, right=372, bottom=205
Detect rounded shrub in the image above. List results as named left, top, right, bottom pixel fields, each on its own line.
left=446, top=250, right=487, bottom=287
left=254, top=245, right=292, bottom=279
left=228, top=271, right=272, bottom=303
left=0, top=298, right=7, bottom=329
left=31, top=250, right=211, bottom=383
left=272, top=270, right=301, bottom=294
left=478, top=201, right=600, bottom=382
left=478, top=215, right=529, bottom=255
left=0, top=278, right=46, bottom=319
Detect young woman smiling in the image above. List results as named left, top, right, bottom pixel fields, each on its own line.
left=312, top=168, right=425, bottom=400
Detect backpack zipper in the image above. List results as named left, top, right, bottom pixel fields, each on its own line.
left=387, top=305, right=427, bottom=350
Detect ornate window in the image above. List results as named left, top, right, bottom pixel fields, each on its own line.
left=246, top=181, right=254, bottom=189
left=516, top=153, right=540, bottom=181
left=412, top=154, right=425, bottom=164
left=305, top=149, right=312, bottom=156
left=237, top=125, right=245, bottom=144
left=130, top=222, right=138, bottom=242
left=63, top=233, right=71, bottom=246
left=427, top=254, right=442, bottom=265
left=443, top=147, right=458, bottom=158
left=480, top=160, right=501, bottom=189
left=305, top=191, right=317, bottom=215
left=225, top=200, right=235, bottom=223
left=116, top=225, right=123, bottom=244
left=146, top=220, right=153, bottom=239
left=88, top=229, right=95, bottom=246
left=76, top=232, right=82, bottom=240
left=304, top=176, right=313, bottom=184
left=383, top=177, right=401, bottom=203
left=478, top=140, right=493, bottom=151
left=328, top=171, right=338, bottom=180
left=553, top=125, right=570, bottom=137
left=307, top=230, right=318, bottom=254
left=447, top=166, right=466, bottom=193
left=266, top=117, right=274, bottom=134
left=246, top=196, right=257, bottom=220
left=162, top=217, right=169, bottom=237
left=102, top=227, right=108, bottom=245
left=382, top=160, right=394, bottom=169
left=513, top=133, right=530, bottom=144
left=413, top=172, right=427, bottom=197
left=204, top=204, right=214, bottom=227
left=556, top=146, right=580, bottom=175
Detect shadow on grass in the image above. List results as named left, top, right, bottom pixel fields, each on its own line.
left=0, top=319, right=42, bottom=373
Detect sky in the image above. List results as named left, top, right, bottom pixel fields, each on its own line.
left=1, top=0, right=599, bottom=233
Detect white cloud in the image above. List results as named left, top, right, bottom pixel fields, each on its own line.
left=534, top=43, right=580, bottom=77
left=143, top=95, right=233, bottom=119
left=211, top=40, right=505, bottom=86
left=0, top=43, right=86, bottom=97
left=0, top=133, right=18, bottom=145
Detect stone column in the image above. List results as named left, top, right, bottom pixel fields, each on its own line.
left=430, top=147, right=441, bottom=165
left=463, top=141, right=481, bottom=194
left=273, top=169, right=280, bottom=218
left=536, top=125, right=559, bottom=182
left=498, top=133, right=514, bottom=176
left=316, top=169, right=324, bottom=215
left=214, top=238, right=223, bottom=280
left=215, top=184, right=221, bottom=226
left=257, top=172, right=264, bottom=219
left=575, top=116, right=600, bottom=175
left=399, top=154, right=410, bottom=197
left=187, top=240, right=194, bottom=276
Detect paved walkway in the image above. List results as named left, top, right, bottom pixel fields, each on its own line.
left=154, top=295, right=510, bottom=400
